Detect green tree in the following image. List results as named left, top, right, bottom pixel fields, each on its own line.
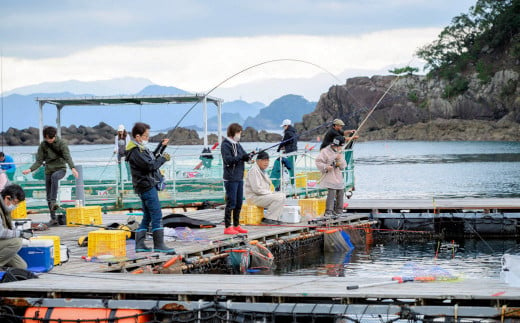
left=417, top=0, right=518, bottom=73
left=388, top=66, right=419, bottom=75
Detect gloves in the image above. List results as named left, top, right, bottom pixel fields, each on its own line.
left=162, top=153, right=171, bottom=161
left=20, top=229, right=33, bottom=239
left=241, top=153, right=251, bottom=161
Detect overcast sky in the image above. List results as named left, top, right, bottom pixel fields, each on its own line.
left=1, top=0, right=476, bottom=102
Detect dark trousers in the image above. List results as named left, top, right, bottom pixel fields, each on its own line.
left=224, top=180, right=244, bottom=227
left=45, top=169, right=66, bottom=217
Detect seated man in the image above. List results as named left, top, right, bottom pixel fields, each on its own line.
left=244, top=151, right=286, bottom=224
left=0, top=184, right=32, bottom=269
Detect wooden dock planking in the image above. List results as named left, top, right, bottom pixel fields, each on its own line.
left=344, top=198, right=520, bottom=211
left=25, top=207, right=372, bottom=274
left=1, top=273, right=520, bottom=306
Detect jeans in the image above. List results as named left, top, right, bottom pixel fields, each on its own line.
left=224, top=180, right=244, bottom=227
left=138, top=186, right=163, bottom=231
left=45, top=169, right=66, bottom=204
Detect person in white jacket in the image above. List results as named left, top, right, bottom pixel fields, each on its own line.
left=315, top=136, right=347, bottom=216
left=244, top=151, right=286, bottom=224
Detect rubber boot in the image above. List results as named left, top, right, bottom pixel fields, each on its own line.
left=152, top=228, right=176, bottom=254
left=48, top=202, right=58, bottom=226
left=135, top=229, right=152, bottom=252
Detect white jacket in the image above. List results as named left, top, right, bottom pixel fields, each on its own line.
left=315, top=146, right=347, bottom=189
left=245, top=163, right=272, bottom=198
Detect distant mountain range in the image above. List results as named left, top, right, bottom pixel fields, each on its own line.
left=0, top=78, right=316, bottom=132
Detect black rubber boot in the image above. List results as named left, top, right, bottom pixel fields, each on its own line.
left=224, top=207, right=232, bottom=228
left=135, top=229, right=152, bottom=252
left=152, top=228, right=175, bottom=254
left=48, top=202, right=58, bottom=226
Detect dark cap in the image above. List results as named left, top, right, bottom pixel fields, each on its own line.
left=256, top=151, right=269, bottom=160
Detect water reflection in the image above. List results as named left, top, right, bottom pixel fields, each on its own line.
left=277, top=239, right=517, bottom=280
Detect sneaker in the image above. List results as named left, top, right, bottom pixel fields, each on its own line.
left=223, top=227, right=239, bottom=235
left=261, top=218, right=281, bottom=225
left=48, top=219, right=59, bottom=226
left=233, top=226, right=248, bottom=234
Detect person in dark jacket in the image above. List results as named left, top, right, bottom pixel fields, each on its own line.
left=271, top=119, right=298, bottom=190
left=22, top=126, right=78, bottom=225
left=0, top=184, right=32, bottom=269
left=221, top=123, right=253, bottom=235
left=320, top=119, right=358, bottom=150
left=126, top=122, right=174, bottom=254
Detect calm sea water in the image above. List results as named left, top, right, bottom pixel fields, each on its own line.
left=6, top=140, right=520, bottom=279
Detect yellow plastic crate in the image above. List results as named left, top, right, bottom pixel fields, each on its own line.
left=66, top=206, right=103, bottom=226
left=32, top=236, right=61, bottom=265
left=239, top=204, right=264, bottom=225
left=295, top=173, right=307, bottom=188
left=298, top=198, right=326, bottom=217
left=306, top=171, right=322, bottom=180
left=11, top=200, right=27, bottom=219
left=87, top=230, right=127, bottom=258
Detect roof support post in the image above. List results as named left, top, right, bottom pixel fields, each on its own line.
left=217, top=100, right=222, bottom=146
left=203, top=96, right=208, bottom=147
left=56, top=104, right=63, bottom=137
left=38, top=101, right=44, bottom=142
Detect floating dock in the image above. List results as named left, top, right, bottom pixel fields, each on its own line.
left=2, top=198, right=520, bottom=322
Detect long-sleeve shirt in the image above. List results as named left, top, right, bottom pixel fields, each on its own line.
left=0, top=199, right=20, bottom=239
left=0, top=155, right=16, bottom=174
left=315, top=145, right=347, bottom=189
left=245, top=163, right=273, bottom=198
left=29, top=137, right=75, bottom=175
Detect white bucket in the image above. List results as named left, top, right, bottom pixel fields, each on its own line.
left=281, top=205, right=301, bottom=223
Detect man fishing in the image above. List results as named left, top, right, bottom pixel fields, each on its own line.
left=320, top=119, right=358, bottom=150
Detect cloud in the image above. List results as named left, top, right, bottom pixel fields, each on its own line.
left=1, top=28, right=439, bottom=101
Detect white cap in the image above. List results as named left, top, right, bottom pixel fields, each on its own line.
left=280, top=119, right=291, bottom=127
left=117, top=124, right=125, bottom=132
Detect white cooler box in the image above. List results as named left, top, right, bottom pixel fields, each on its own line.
left=280, top=205, right=301, bottom=223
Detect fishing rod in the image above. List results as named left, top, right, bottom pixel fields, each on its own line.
left=255, top=121, right=333, bottom=155
left=165, top=58, right=343, bottom=142
left=344, top=57, right=418, bottom=147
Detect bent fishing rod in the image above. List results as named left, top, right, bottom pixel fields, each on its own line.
left=164, top=58, right=343, bottom=143
left=255, top=121, right=333, bottom=156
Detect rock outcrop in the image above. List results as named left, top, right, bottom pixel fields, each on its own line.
left=298, top=69, right=520, bottom=141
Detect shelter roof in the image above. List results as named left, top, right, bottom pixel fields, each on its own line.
left=36, top=93, right=222, bottom=107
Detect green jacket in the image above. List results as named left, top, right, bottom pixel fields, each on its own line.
left=29, top=137, right=75, bottom=175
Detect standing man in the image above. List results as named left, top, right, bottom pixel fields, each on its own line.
left=245, top=151, right=286, bottom=224
left=320, top=119, right=358, bottom=150
left=22, top=126, right=78, bottom=225
left=271, top=119, right=298, bottom=190
left=0, top=152, right=16, bottom=181
left=126, top=122, right=174, bottom=253
left=0, top=184, right=33, bottom=269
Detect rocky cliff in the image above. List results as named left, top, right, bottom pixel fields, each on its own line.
left=298, top=68, right=520, bottom=141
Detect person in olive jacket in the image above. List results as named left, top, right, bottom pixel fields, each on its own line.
left=23, top=126, right=78, bottom=225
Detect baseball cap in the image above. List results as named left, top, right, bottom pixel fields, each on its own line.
left=118, top=124, right=125, bottom=132
left=280, top=119, right=291, bottom=127
left=332, top=119, right=345, bottom=126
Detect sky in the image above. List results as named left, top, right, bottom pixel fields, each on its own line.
left=0, top=0, right=477, bottom=103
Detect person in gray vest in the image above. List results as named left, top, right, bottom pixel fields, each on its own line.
left=0, top=184, right=32, bottom=269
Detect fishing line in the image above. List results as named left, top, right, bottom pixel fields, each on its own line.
left=166, top=58, right=344, bottom=143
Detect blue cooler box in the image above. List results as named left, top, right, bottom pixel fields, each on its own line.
left=18, top=239, right=54, bottom=272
